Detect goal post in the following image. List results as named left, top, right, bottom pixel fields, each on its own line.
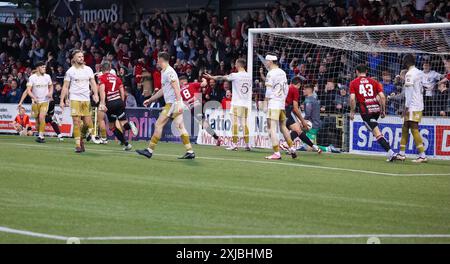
left=248, top=23, right=450, bottom=159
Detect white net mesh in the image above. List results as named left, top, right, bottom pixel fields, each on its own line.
left=249, top=24, right=450, bottom=158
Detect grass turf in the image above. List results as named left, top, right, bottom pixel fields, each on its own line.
left=0, top=135, right=449, bottom=244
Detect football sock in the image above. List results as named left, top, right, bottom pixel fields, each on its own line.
left=73, top=122, right=81, bottom=147
left=100, top=127, right=107, bottom=138
left=38, top=120, right=45, bottom=136
left=181, top=133, right=193, bottom=152
left=51, top=121, right=61, bottom=135
left=299, top=131, right=314, bottom=148
left=232, top=123, right=238, bottom=144
left=112, top=127, right=126, bottom=145
left=376, top=135, right=391, bottom=152
left=273, top=145, right=280, bottom=153
left=123, top=122, right=131, bottom=131
left=205, top=126, right=218, bottom=139
left=149, top=135, right=160, bottom=150
left=290, top=131, right=299, bottom=141
left=244, top=124, right=249, bottom=144
left=400, top=122, right=409, bottom=154
left=411, top=127, right=425, bottom=154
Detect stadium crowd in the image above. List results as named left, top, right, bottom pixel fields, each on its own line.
left=0, top=0, right=449, bottom=117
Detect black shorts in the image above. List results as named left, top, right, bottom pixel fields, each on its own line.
left=106, top=100, right=126, bottom=122
left=361, top=112, right=380, bottom=131
left=285, top=106, right=297, bottom=127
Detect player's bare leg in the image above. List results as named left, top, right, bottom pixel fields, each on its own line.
left=280, top=119, right=297, bottom=159
left=173, top=114, right=195, bottom=159
left=266, top=118, right=281, bottom=160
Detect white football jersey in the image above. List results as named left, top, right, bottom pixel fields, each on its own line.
left=64, top=65, right=95, bottom=101
left=161, top=66, right=179, bottom=104
left=265, top=67, right=288, bottom=110
left=421, top=70, right=442, bottom=96
left=228, top=71, right=252, bottom=108
left=404, top=66, right=424, bottom=112
left=28, top=73, right=52, bottom=103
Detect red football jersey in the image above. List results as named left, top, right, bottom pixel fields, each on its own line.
left=349, top=76, right=383, bottom=114
left=285, top=84, right=300, bottom=107
left=180, top=82, right=202, bottom=108
left=98, top=73, right=123, bottom=102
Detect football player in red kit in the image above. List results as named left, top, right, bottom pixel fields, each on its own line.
left=179, top=75, right=222, bottom=146
left=98, top=62, right=138, bottom=150
left=349, top=64, right=402, bottom=162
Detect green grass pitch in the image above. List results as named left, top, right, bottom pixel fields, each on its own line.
left=0, top=135, right=449, bottom=244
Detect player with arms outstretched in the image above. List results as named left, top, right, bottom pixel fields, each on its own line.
left=263, top=54, right=297, bottom=160
left=179, top=75, right=222, bottom=146
left=98, top=62, right=138, bottom=151
left=136, top=52, right=195, bottom=159
left=349, top=64, right=402, bottom=162
left=205, top=58, right=252, bottom=151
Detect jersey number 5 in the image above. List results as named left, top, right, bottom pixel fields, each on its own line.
left=359, top=84, right=374, bottom=97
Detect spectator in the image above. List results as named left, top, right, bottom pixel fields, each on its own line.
left=421, top=61, right=442, bottom=116
left=6, top=79, right=22, bottom=103
left=125, top=89, right=137, bottom=108
left=335, top=86, right=349, bottom=113
left=434, top=82, right=449, bottom=116
left=380, top=71, right=396, bottom=115
left=221, top=89, right=232, bottom=110
left=11, top=106, right=33, bottom=136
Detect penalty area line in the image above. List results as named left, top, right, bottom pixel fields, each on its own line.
left=1, top=226, right=450, bottom=242
left=2, top=142, right=450, bottom=177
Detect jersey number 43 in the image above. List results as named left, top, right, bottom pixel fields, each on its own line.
left=359, top=84, right=374, bottom=97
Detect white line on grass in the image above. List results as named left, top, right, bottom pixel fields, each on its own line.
left=2, top=142, right=450, bottom=177
left=1, top=226, right=450, bottom=242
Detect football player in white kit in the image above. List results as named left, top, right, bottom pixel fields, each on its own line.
left=399, top=54, right=427, bottom=163
left=60, top=50, right=101, bottom=153
left=263, top=54, right=297, bottom=160
left=136, top=52, right=195, bottom=159
left=205, top=58, right=253, bottom=151
left=18, top=61, right=53, bottom=143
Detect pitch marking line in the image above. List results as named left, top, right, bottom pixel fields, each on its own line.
left=1, top=226, right=450, bottom=242
left=2, top=142, right=450, bottom=177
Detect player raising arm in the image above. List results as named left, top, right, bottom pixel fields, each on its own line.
left=205, top=58, right=252, bottom=151
left=349, top=64, right=402, bottom=162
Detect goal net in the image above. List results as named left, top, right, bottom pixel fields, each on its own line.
left=247, top=23, right=450, bottom=159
